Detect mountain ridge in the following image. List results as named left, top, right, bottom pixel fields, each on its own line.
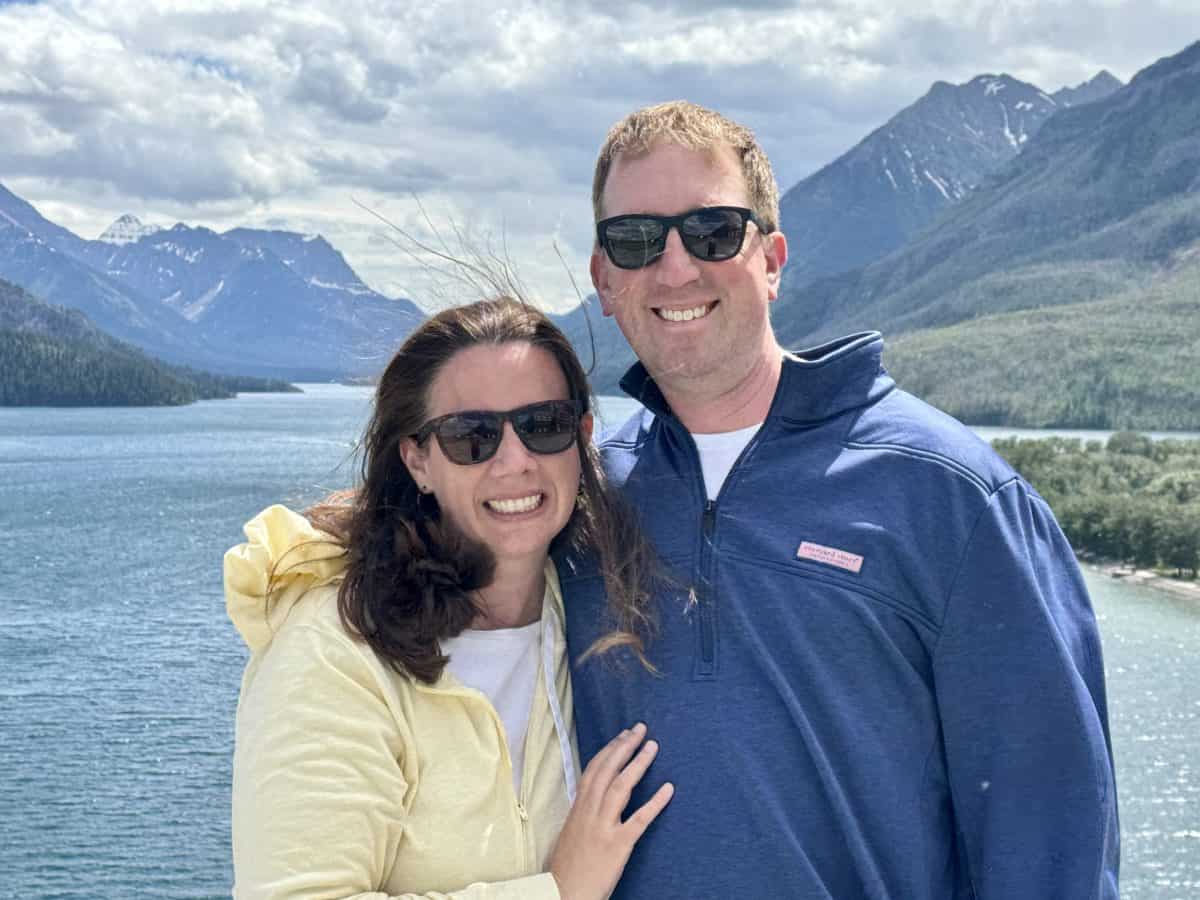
left=0, top=187, right=424, bottom=379
left=772, top=40, right=1200, bottom=347
left=776, top=69, right=1122, bottom=291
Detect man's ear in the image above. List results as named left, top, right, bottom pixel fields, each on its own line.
left=590, top=247, right=616, bottom=317
left=398, top=436, right=431, bottom=490
left=764, top=231, right=788, bottom=302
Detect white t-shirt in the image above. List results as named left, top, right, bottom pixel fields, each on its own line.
left=442, top=620, right=541, bottom=793
left=691, top=423, right=762, bottom=500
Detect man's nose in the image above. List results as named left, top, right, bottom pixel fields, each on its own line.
left=654, top=226, right=701, bottom=288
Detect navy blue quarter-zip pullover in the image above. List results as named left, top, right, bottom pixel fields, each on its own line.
left=559, top=332, right=1119, bottom=899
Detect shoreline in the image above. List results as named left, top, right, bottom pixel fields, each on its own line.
left=1083, top=560, right=1200, bottom=603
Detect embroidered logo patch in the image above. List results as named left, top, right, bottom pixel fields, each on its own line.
left=796, top=541, right=864, bottom=574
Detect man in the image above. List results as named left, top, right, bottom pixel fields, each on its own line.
left=558, top=101, right=1119, bottom=898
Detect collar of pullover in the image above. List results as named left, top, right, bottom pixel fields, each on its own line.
left=619, top=331, right=894, bottom=428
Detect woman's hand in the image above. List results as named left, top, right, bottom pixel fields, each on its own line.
left=548, top=722, right=674, bottom=900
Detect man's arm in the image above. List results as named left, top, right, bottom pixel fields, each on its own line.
left=934, top=477, right=1119, bottom=899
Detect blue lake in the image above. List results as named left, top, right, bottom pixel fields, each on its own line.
left=1, top=385, right=1196, bottom=898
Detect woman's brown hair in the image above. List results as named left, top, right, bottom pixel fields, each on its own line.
left=306, top=295, right=656, bottom=683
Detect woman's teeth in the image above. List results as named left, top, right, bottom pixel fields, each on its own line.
left=485, top=494, right=543, bottom=514
left=656, top=303, right=712, bottom=322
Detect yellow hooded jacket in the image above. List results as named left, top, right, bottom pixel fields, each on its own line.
left=225, top=505, right=576, bottom=900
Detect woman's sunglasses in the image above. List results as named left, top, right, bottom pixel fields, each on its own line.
left=413, top=400, right=580, bottom=466
left=596, top=205, right=765, bottom=270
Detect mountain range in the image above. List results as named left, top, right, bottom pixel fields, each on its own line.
left=3, top=41, right=1197, bottom=428
left=0, top=187, right=423, bottom=380
left=777, top=70, right=1122, bottom=289
left=774, top=44, right=1199, bottom=343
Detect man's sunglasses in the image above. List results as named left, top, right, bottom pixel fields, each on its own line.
left=596, top=205, right=766, bottom=270
left=413, top=400, right=580, bottom=466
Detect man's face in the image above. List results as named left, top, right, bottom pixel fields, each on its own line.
left=590, top=141, right=786, bottom=398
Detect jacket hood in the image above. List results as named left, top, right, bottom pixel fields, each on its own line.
left=224, top=504, right=348, bottom=652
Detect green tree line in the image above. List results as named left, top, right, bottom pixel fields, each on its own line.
left=1, top=330, right=299, bottom=406
left=995, top=432, right=1200, bottom=578
left=1, top=329, right=201, bottom=406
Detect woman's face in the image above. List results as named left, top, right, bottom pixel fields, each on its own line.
left=401, top=341, right=593, bottom=571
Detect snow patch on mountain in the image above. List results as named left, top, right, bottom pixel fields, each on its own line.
left=308, top=276, right=373, bottom=295
left=152, top=241, right=206, bottom=264
left=924, top=170, right=952, bottom=200
left=184, top=280, right=224, bottom=321
left=1001, top=105, right=1018, bottom=149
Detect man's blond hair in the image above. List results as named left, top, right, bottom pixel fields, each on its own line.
left=591, top=100, right=780, bottom=233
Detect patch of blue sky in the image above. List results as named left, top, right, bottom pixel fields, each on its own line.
left=175, top=53, right=241, bottom=83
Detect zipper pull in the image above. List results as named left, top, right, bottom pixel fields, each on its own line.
left=702, top=500, right=716, bottom=538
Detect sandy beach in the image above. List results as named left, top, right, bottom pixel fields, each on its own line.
left=1086, top=561, right=1200, bottom=604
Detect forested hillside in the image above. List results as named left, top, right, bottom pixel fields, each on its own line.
left=0, top=279, right=297, bottom=406
left=883, top=256, right=1200, bottom=429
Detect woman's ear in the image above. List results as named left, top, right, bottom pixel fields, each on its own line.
left=399, top=436, right=431, bottom=491
left=580, top=411, right=595, bottom=444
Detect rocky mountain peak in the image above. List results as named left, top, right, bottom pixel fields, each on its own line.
left=1052, top=70, right=1124, bottom=108
left=98, top=214, right=162, bottom=246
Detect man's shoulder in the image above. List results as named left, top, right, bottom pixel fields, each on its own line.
left=597, top=403, right=655, bottom=448
left=844, top=385, right=1019, bottom=495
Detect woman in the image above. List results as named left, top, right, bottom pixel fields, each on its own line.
left=224, top=296, right=668, bottom=900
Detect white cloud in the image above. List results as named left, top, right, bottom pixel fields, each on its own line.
left=0, top=0, right=1193, bottom=309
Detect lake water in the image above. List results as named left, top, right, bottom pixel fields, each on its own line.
left=1, top=385, right=1197, bottom=899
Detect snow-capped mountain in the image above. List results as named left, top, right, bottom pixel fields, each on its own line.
left=778, top=70, right=1123, bottom=289
left=0, top=185, right=199, bottom=356
left=97, top=214, right=163, bottom=245
left=223, top=228, right=371, bottom=293
left=0, top=187, right=423, bottom=378
left=772, top=42, right=1199, bottom=348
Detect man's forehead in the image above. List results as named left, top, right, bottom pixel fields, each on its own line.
left=602, top=139, right=748, bottom=212
left=610, top=136, right=739, bottom=173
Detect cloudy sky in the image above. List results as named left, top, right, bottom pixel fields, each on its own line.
left=1, top=0, right=1195, bottom=309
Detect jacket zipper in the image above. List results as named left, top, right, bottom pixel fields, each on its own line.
left=696, top=499, right=718, bottom=676
left=422, top=680, right=532, bottom=870
left=679, top=419, right=771, bottom=680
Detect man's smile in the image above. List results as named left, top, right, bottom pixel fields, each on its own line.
left=653, top=301, right=718, bottom=323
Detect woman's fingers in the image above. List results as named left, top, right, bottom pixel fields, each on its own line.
left=547, top=724, right=674, bottom=900
left=621, top=781, right=675, bottom=841
left=601, top=737, right=660, bottom=820
left=580, top=723, right=647, bottom=793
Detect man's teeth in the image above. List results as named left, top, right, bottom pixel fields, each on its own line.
left=486, top=494, right=543, bottom=514
left=656, top=303, right=712, bottom=322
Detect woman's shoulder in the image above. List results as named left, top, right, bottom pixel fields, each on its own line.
left=224, top=504, right=350, bottom=653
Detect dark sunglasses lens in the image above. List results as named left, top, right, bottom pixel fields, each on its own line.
left=437, top=414, right=501, bottom=464
left=604, top=217, right=667, bottom=269
left=513, top=402, right=578, bottom=454
left=680, top=208, right=747, bottom=260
